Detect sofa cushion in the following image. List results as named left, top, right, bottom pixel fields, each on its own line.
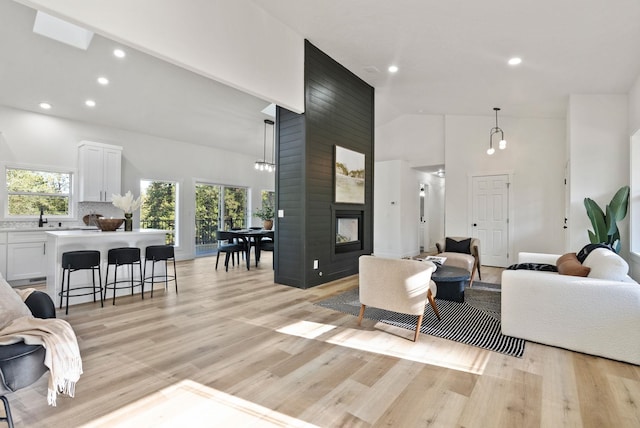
left=556, top=252, right=590, bottom=277
left=582, top=247, right=628, bottom=281
left=0, top=273, right=32, bottom=330
left=576, top=243, right=615, bottom=263
left=445, top=237, right=471, bottom=254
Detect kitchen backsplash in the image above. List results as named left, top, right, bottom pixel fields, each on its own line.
left=0, top=202, right=126, bottom=229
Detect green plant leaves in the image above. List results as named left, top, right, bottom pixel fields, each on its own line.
left=583, top=185, right=630, bottom=253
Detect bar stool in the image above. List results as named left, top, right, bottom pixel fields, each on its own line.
left=143, top=245, right=178, bottom=297
left=59, top=250, right=102, bottom=315
left=104, top=247, right=143, bottom=305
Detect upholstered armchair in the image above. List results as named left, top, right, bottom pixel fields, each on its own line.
left=357, top=255, right=441, bottom=342
left=435, top=236, right=481, bottom=284
left=1, top=291, right=55, bottom=428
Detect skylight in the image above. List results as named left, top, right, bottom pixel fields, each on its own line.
left=32, top=11, right=94, bottom=50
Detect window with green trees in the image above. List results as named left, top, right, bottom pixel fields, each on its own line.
left=140, top=180, right=177, bottom=245
left=5, top=167, right=71, bottom=217
left=195, top=183, right=247, bottom=255
left=261, top=190, right=275, bottom=210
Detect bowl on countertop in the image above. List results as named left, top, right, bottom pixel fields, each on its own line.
left=96, top=218, right=124, bottom=232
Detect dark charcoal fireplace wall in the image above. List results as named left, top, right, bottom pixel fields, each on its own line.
left=274, top=40, right=374, bottom=289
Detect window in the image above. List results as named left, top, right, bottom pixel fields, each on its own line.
left=261, top=190, right=275, bottom=211
left=4, top=166, right=72, bottom=218
left=140, top=180, right=178, bottom=245
left=194, top=183, right=248, bottom=256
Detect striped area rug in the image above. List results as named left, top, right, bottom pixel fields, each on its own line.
left=315, top=288, right=525, bottom=358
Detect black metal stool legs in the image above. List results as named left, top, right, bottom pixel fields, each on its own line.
left=0, top=396, right=14, bottom=428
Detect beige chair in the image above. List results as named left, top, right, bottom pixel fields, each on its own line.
left=357, top=255, right=441, bottom=342
left=435, top=236, right=481, bottom=285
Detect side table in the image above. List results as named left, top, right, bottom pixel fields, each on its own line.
left=431, top=265, right=470, bottom=302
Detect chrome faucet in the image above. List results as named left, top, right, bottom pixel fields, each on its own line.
left=38, top=207, right=48, bottom=227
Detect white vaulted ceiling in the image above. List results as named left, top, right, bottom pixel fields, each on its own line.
left=2, top=0, right=640, bottom=155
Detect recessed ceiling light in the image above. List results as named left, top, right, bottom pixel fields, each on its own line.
left=97, top=76, right=109, bottom=85
left=388, top=65, right=399, bottom=73
left=113, top=48, right=126, bottom=58
left=508, top=57, right=522, bottom=66
left=39, top=102, right=52, bottom=110
left=85, top=99, right=96, bottom=107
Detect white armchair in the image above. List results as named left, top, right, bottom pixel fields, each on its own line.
left=358, top=255, right=440, bottom=341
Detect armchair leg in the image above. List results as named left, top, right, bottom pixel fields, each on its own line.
left=477, top=263, right=482, bottom=280
left=414, top=314, right=424, bottom=342
left=427, top=289, right=441, bottom=320
left=469, top=260, right=479, bottom=287
left=357, top=304, right=366, bottom=326
left=1, top=395, right=14, bottom=428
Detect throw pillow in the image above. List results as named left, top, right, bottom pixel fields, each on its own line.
left=445, top=237, right=471, bottom=254
left=506, top=263, right=558, bottom=272
left=0, top=273, right=33, bottom=330
left=582, top=247, right=628, bottom=281
left=576, top=243, right=615, bottom=263
left=556, top=252, right=591, bottom=277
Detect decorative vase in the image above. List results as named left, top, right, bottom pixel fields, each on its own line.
left=124, top=213, right=133, bottom=231
left=263, top=219, right=273, bottom=230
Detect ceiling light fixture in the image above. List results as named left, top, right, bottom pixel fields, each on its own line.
left=113, top=48, right=126, bottom=58
left=508, top=57, right=522, bottom=66
left=488, top=107, right=506, bottom=155
left=85, top=99, right=96, bottom=107
left=254, top=119, right=276, bottom=172
left=39, top=102, right=52, bottom=110
left=388, top=65, right=399, bottom=73
left=97, top=76, right=109, bottom=85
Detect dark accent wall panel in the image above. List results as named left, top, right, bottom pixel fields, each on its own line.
left=274, top=108, right=305, bottom=287
left=274, top=40, right=374, bottom=289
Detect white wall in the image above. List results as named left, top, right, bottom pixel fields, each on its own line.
left=375, top=114, right=444, bottom=167
left=628, top=75, right=640, bottom=279
left=567, top=95, right=629, bottom=255
left=0, top=105, right=274, bottom=260
left=445, top=114, right=566, bottom=262
left=373, top=160, right=422, bottom=258
left=376, top=112, right=566, bottom=263
left=17, top=0, right=305, bottom=114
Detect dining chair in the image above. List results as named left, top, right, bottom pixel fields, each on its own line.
left=215, top=231, right=242, bottom=271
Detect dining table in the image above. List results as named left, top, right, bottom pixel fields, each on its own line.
left=228, top=229, right=274, bottom=270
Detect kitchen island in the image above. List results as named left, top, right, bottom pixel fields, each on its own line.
left=46, top=229, right=168, bottom=307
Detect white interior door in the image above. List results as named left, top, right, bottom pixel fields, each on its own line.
left=472, top=175, right=509, bottom=267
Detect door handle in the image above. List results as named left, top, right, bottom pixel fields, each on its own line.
left=473, top=223, right=477, bottom=227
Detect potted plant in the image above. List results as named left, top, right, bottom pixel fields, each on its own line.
left=254, top=205, right=275, bottom=230
left=584, top=185, right=630, bottom=253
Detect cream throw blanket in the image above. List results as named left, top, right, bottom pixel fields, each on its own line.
left=0, top=285, right=82, bottom=406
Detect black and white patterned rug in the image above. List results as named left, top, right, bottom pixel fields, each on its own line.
left=315, top=286, right=525, bottom=358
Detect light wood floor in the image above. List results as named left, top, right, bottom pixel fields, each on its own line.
left=7, top=256, right=640, bottom=427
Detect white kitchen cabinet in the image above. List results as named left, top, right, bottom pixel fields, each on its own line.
left=0, top=232, right=6, bottom=278
left=6, top=231, right=47, bottom=281
left=78, top=141, right=122, bottom=202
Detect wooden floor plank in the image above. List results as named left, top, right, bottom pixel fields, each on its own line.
left=6, top=256, right=640, bottom=427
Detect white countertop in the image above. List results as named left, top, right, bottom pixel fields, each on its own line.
left=0, top=226, right=98, bottom=232
left=46, top=228, right=167, bottom=237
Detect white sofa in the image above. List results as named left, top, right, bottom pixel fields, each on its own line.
left=501, top=250, right=640, bottom=365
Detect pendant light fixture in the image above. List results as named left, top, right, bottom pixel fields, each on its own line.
left=488, top=107, right=507, bottom=155
left=254, top=119, right=276, bottom=172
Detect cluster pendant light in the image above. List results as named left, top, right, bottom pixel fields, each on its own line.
left=487, top=107, right=507, bottom=155
left=255, top=119, right=276, bottom=172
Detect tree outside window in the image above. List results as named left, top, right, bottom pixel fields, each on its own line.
left=140, top=180, right=177, bottom=245
left=5, top=167, right=71, bottom=217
